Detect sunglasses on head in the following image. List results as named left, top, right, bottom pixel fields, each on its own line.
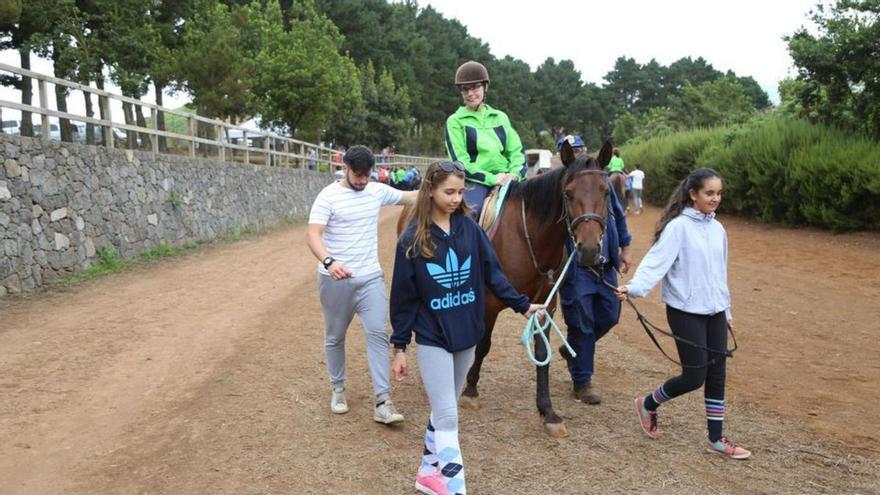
left=438, top=161, right=465, bottom=173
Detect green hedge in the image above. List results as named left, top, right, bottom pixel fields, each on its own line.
left=622, top=115, right=880, bottom=231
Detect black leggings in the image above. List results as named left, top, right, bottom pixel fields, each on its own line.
left=660, top=306, right=728, bottom=401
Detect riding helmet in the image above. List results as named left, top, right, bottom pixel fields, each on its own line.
left=455, top=61, right=490, bottom=86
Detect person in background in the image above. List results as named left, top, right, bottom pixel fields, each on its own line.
left=607, top=148, right=628, bottom=209
left=629, top=164, right=645, bottom=214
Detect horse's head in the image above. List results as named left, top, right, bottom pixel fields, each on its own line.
left=559, top=139, right=614, bottom=267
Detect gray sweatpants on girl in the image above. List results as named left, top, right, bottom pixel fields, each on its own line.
left=418, top=344, right=476, bottom=494
left=417, top=344, right=476, bottom=431
left=318, top=271, right=391, bottom=402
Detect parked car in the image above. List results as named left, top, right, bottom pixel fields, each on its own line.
left=1, top=120, right=19, bottom=135
left=72, top=123, right=127, bottom=144
left=32, top=123, right=61, bottom=141
left=526, top=149, right=553, bottom=176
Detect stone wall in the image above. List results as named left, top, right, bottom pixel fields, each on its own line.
left=0, top=134, right=333, bottom=296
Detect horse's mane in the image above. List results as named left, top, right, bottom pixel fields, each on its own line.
left=509, top=154, right=601, bottom=224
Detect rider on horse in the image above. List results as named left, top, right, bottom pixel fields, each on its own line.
left=607, top=147, right=626, bottom=174
left=445, top=61, right=527, bottom=220
left=607, top=148, right=628, bottom=209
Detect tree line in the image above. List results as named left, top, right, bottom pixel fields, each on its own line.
left=782, top=0, right=880, bottom=142
left=3, top=0, right=872, bottom=155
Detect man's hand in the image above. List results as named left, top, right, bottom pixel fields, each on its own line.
left=614, top=285, right=629, bottom=301
left=619, top=246, right=633, bottom=274
left=328, top=261, right=353, bottom=280
left=392, top=351, right=408, bottom=381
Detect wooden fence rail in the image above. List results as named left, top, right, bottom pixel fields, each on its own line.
left=0, top=62, right=439, bottom=173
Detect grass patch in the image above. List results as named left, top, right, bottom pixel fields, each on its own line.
left=56, top=245, right=131, bottom=286
left=55, top=215, right=307, bottom=288
left=139, top=242, right=199, bottom=261
left=56, top=242, right=197, bottom=286
left=225, top=226, right=243, bottom=241
left=169, top=191, right=183, bottom=209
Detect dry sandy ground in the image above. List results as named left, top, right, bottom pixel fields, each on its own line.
left=0, top=205, right=877, bottom=494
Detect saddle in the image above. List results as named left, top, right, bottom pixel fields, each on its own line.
left=478, top=181, right=512, bottom=240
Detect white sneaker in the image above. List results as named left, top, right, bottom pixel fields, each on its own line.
left=373, top=400, right=405, bottom=424
left=330, top=387, right=348, bottom=414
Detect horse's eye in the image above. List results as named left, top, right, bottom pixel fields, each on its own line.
left=564, top=191, right=573, bottom=200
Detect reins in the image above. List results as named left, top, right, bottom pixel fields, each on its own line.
left=587, top=266, right=738, bottom=369
left=521, top=199, right=557, bottom=284
left=520, top=250, right=578, bottom=366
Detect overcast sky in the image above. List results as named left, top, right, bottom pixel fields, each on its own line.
left=416, top=0, right=821, bottom=104
left=1, top=0, right=821, bottom=120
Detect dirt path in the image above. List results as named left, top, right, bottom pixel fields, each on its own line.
left=0, top=206, right=877, bottom=494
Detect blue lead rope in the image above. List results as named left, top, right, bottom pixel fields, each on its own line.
left=520, top=250, right=578, bottom=366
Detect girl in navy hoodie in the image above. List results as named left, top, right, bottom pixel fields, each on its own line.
left=390, top=161, right=543, bottom=495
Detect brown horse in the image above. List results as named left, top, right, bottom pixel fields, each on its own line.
left=610, top=171, right=628, bottom=212
left=397, top=140, right=614, bottom=437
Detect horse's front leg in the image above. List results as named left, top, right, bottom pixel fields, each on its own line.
left=535, top=326, right=569, bottom=437
left=461, top=310, right=499, bottom=410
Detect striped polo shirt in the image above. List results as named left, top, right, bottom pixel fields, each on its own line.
left=308, top=181, right=403, bottom=277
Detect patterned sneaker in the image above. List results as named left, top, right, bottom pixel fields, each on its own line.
left=330, top=387, right=348, bottom=414
left=706, top=437, right=751, bottom=459
left=374, top=400, right=405, bottom=425
left=415, top=470, right=449, bottom=495
left=634, top=397, right=660, bottom=439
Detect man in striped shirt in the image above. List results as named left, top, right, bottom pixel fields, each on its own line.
left=306, top=145, right=417, bottom=424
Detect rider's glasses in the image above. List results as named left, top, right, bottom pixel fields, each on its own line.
left=459, top=84, right=483, bottom=94
left=438, top=161, right=465, bottom=173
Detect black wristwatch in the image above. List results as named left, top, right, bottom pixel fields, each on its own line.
left=322, top=256, right=335, bottom=269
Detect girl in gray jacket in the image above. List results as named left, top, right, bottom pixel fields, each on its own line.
left=616, top=168, right=751, bottom=460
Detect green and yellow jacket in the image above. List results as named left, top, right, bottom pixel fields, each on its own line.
left=445, top=104, right=526, bottom=187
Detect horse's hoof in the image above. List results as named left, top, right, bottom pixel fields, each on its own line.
left=544, top=421, right=569, bottom=438
left=459, top=395, right=481, bottom=410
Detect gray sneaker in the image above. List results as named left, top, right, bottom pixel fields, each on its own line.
left=330, top=386, right=348, bottom=414
left=373, top=400, right=404, bottom=424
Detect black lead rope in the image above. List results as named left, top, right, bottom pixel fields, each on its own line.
left=587, top=267, right=738, bottom=369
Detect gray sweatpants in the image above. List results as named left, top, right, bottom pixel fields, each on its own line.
left=417, top=344, right=476, bottom=431
left=318, top=271, right=391, bottom=402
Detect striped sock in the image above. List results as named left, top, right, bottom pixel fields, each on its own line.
left=705, top=397, right=724, bottom=442
left=419, top=415, right=439, bottom=476
left=644, top=384, right=672, bottom=411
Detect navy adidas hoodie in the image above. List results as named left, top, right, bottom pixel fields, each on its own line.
left=390, top=213, right=530, bottom=352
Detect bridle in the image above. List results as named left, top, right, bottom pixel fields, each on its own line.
left=522, top=169, right=610, bottom=283
left=563, top=169, right=609, bottom=242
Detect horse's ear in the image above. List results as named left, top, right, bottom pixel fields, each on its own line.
left=560, top=140, right=576, bottom=167
left=597, top=140, right=614, bottom=168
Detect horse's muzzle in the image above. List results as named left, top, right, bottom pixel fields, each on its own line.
left=575, top=243, right=603, bottom=268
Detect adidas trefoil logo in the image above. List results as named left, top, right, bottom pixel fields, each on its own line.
left=427, top=249, right=475, bottom=310
left=426, top=249, right=471, bottom=289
